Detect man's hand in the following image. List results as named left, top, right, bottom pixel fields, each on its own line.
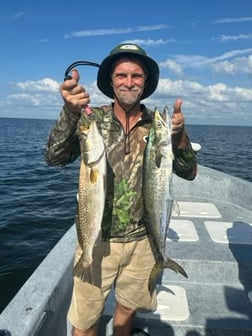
left=171, top=98, right=184, bottom=135
left=60, top=69, right=90, bottom=114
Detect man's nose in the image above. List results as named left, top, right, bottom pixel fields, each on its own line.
left=125, top=75, right=134, bottom=86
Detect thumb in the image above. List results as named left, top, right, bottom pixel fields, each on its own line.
left=71, top=68, right=80, bottom=83
left=173, top=98, right=182, bottom=114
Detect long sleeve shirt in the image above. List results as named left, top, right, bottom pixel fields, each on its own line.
left=45, top=104, right=197, bottom=242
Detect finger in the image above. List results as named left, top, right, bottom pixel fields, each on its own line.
left=172, top=114, right=184, bottom=127
left=172, top=121, right=184, bottom=134
left=71, top=69, right=80, bottom=83
left=173, top=120, right=184, bottom=128
left=173, top=98, right=182, bottom=114
left=61, top=69, right=80, bottom=91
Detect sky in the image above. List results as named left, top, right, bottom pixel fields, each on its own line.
left=1, top=0, right=252, bottom=125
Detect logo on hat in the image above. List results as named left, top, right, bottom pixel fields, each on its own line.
left=120, top=44, right=140, bottom=51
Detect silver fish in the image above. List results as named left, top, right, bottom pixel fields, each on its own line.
left=143, top=105, right=187, bottom=292
left=73, top=116, right=106, bottom=282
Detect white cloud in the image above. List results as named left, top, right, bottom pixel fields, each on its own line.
left=213, top=49, right=252, bottom=61
left=160, top=50, right=252, bottom=79
left=135, top=24, right=169, bottom=31
left=3, top=78, right=62, bottom=111
left=213, top=55, right=252, bottom=75
left=7, top=94, right=42, bottom=106
left=122, top=38, right=175, bottom=47
left=6, top=93, right=61, bottom=107
left=146, top=78, right=252, bottom=124
left=5, top=93, right=62, bottom=109
left=207, top=83, right=229, bottom=102
left=160, top=59, right=184, bottom=76
left=212, top=16, right=252, bottom=24
left=217, top=34, right=252, bottom=42
left=64, top=24, right=169, bottom=38
left=156, top=78, right=252, bottom=103
left=171, top=55, right=209, bottom=68
left=171, top=49, right=252, bottom=69
left=14, top=78, right=60, bottom=92
left=2, top=76, right=252, bottom=125
left=156, top=78, right=205, bottom=98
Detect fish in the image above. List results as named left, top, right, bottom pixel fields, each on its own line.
left=143, top=105, right=188, bottom=292
left=73, top=114, right=106, bottom=282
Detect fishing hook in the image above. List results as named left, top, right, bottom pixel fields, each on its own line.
left=64, top=60, right=100, bottom=80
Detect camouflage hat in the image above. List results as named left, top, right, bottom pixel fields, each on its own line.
left=97, top=43, right=159, bottom=99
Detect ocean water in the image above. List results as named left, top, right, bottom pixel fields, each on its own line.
left=0, top=117, right=251, bottom=313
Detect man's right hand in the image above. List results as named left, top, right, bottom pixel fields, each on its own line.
left=60, top=69, right=90, bottom=114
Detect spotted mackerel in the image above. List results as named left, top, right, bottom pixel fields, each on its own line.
left=143, top=105, right=188, bottom=292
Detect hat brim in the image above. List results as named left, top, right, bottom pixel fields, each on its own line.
left=97, top=53, right=159, bottom=99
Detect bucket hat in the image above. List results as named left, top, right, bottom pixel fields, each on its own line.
left=97, top=43, right=159, bottom=99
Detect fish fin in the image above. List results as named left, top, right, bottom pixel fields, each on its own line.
left=162, top=104, right=173, bottom=131
left=90, top=168, right=98, bottom=184
left=148, top=260, right=163, bottom=293
left=73, top=254, right=94, bottom=284
left=155, top=146, right=162, bottom=168
left=162, top=105, right=169, bottom=123
left=79, top=125, right=89, bottom=133
left=164, top=257, right=188, bottom=278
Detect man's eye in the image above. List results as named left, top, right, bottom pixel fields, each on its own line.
left=113, top=73, right=145, bottom=80
left=114, top=74, right=125, bottom=80
left=132, top=74, right=145, bottom=80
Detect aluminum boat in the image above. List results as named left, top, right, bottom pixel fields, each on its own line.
left=0, top=164, right=252, bottom=336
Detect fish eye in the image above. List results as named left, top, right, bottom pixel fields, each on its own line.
left=156, top=121, right=162, bottom=128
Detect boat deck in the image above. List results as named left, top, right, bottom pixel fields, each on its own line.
left=0, top=166, right=252, bottom=336
left=99, top=196, right=252, bottom=336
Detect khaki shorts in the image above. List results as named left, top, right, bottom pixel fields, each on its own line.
left=68, top=236, right=157, bottom=330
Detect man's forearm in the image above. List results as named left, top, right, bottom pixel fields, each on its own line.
left=45, top=105, right=81, bottom=166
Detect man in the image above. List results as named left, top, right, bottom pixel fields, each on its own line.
left=46, top=43, right=197, bottom=336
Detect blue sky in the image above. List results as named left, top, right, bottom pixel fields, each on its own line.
left=1, top=0, right=252, bottom=125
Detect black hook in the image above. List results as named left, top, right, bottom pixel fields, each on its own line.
left=64, top=61, right=100, bottom=81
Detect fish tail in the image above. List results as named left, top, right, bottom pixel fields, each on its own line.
left=148, top=257, right=188, bottom=293
left=163, top=257, right=188, bottom=278
left=148, top=260, right=163, bottom=293
left=73, top=254, right=94, bottom=284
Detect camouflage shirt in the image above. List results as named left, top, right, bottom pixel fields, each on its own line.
left=45, top=104, right=197, bottom=242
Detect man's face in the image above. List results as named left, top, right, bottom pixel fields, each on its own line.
left=111, top=57, right=147, bottom=108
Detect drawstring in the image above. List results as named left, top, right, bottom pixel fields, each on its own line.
left=112, top=98, right=141, bottom=155
left=125, top=114, right=130, bottom=154
left=123, top=103, right=143, bottom=155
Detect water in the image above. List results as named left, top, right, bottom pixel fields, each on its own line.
left=188, top=124, right=251, bottom=180
left=0, top=118, right=251, bottom=313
